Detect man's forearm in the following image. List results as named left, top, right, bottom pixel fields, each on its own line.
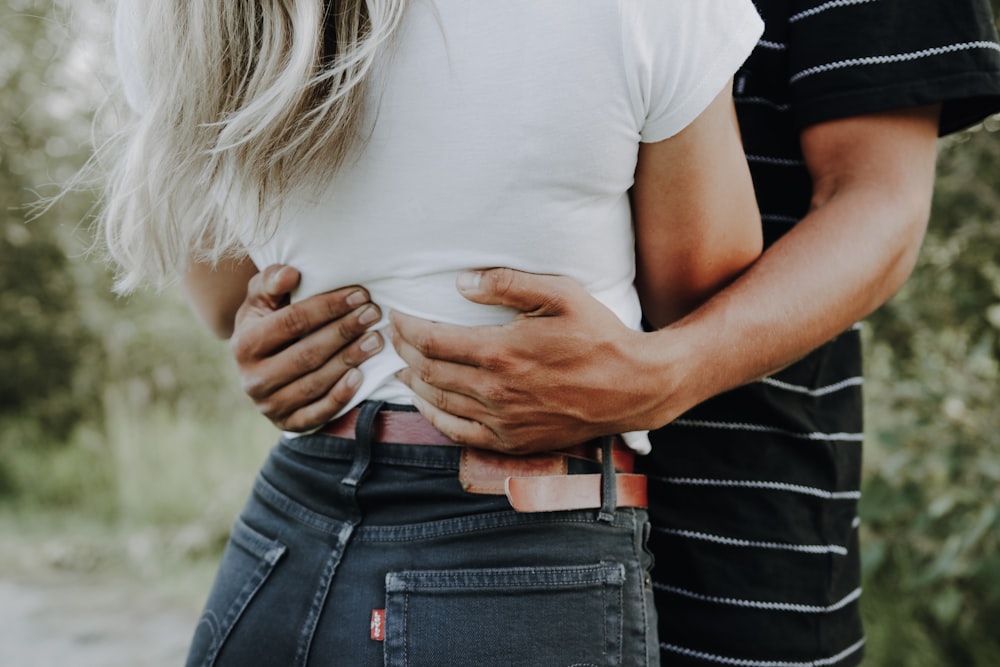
left=638, top=107, right=940, bottom=428
left=389, top=168, right=936, bottom=449
left=346, top=108, right=941, bottom=452
left=182, top=256, right=259, bottom=339
left=641, top=194, right=923, bottom=425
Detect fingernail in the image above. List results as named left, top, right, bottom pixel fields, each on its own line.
left=360, top=332, right=382, bottom=353
left=346, top=290, right=367, bottom=308
left=345, top=368, right=362, bottom=388
left=457, top=271, right=481, bottom=292
left=358, top=305, right=380, bottom=326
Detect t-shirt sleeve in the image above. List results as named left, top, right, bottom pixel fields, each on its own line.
left=622, top=0, right=764, bottom=143
left=787, top=0, right=1000, bottom=136
left=113, top=0, right=149, bottom=113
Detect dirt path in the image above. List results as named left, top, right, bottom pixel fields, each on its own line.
left=0, top=577, right=198, bottom=667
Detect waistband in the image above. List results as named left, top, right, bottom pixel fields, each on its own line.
left=290, top=403, right=646, bottom=514
left=318, top=404, right=635, bottom=473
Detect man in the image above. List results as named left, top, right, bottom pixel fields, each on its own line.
left=224, top=2, right=1000, bottom=664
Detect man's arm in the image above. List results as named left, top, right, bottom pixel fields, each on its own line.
left=182, top=255, right=259, bottom=339
left=390, top=105, right=941, bottom=451
left=632, top=83, right=762, bottom=329
left=223, top=105, right=940, bottom=443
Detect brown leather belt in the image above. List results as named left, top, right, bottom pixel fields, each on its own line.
left=321, top=407, right=455, bottom=445
left=320, top=407, right=647, bottom=512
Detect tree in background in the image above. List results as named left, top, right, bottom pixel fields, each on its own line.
left=859, top=3, right=1000, bottom=662
left=0, top=1, right=998, bottom=663
left=1, top=1, right=245, bottom=508
left=0, top=3, right=104, bottom=453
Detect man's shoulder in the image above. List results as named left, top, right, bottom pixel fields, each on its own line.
left=750, top=0, right=1000, bottom=133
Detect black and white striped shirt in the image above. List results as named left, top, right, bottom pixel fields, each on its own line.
left=638, top=1, right=1000, bottom=665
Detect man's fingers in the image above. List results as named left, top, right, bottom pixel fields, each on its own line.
left=396, top=366, right=490, bottom=418
left=230, top=263, right=388, bottom=432
left=245, top=264, right=300, bottom=310
left=456, top=268, right=577, bottom=315
left=273, top=287, right=374, bottom=340
left=389, top=310, right=496, bottom=366
left=234, top=293, right=378, bottom=361
left=268, top=368, right=366, bottom=432
left=240, top=317, right=384, bottom=399
left=411, top=395, right=500, bottom=448
left=391, top=320, right=513, bottom=402
left=251, top=329, right=384, bottom=428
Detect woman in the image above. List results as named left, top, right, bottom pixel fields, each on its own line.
left=106, top=1, right=763, bottom=664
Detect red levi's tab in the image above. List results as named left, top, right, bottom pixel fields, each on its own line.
left=370, top=609, right=386, bottom=641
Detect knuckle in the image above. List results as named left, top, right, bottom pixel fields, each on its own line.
left=430, top=385, right=451, bottom=413
left=407, top=326, right=439, bottom=358
left=338, top=349, right=361, bottom=370
left=477, top=346, right=509, bottom=374
left=416, top=359, right=436, bottom=385
left=292, top=344, right=326, bottom=373
left=334, top=318, right=357, bottom=343
left=321, top=295, right=351, bottom=321
left=278, top=306, right=312, bottom=338
left=488, top=268, right=515, bottom=298
left=335, top=314, right=365, bottom=345
left=298, top=375, right=329, bottom=402
left=410, top=331, right=432, bottom=356
left=481, top=383, right=509, bottom=405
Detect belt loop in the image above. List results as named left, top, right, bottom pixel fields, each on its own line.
left=342, top=400, right=385, bottom=488
left=597, top=436, right=617, bottom=523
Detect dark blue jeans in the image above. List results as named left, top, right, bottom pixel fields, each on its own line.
left=186, top=403, right=658, bottom=666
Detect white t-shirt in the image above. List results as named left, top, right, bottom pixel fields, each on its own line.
left=117, top=0, right=763, bottom=453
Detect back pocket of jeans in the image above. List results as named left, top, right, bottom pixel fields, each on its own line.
left=186, top=517, right=286, bottom=667
left=383, top=562, right=624, bottom=667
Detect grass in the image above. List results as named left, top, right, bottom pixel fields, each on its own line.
left=0, top=381, right=277, bottom=610
left=1, top=345, right=997, bottom=664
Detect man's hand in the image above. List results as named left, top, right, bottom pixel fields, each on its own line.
left=392, top=107, right=942, bottom=455
left=390, top=269, right=670, bottom=454
left=231, top=265, right=385, bottom=431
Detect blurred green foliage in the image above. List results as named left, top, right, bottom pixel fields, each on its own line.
left=861, top=122, right=1000, bottom=665
left=0, top=0, right=253, bottom=510
left=0, top=1, right=998, bottom=664
left=0, top=1, right=104, bottom=443
left=859, top=9, right=1000, bottom=663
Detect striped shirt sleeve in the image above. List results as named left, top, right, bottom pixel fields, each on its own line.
left=786, top=0, right=1000, bottom=134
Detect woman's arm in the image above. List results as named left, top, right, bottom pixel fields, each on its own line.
left=632, top=82, right=762, bottom=329
left=182, top=255, right=259, bottom=339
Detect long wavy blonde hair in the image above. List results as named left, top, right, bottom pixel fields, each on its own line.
left=99, top=0, right=406, bottom=292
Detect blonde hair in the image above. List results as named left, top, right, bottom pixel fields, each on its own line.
left=99, top=0, right=406, bottom=292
